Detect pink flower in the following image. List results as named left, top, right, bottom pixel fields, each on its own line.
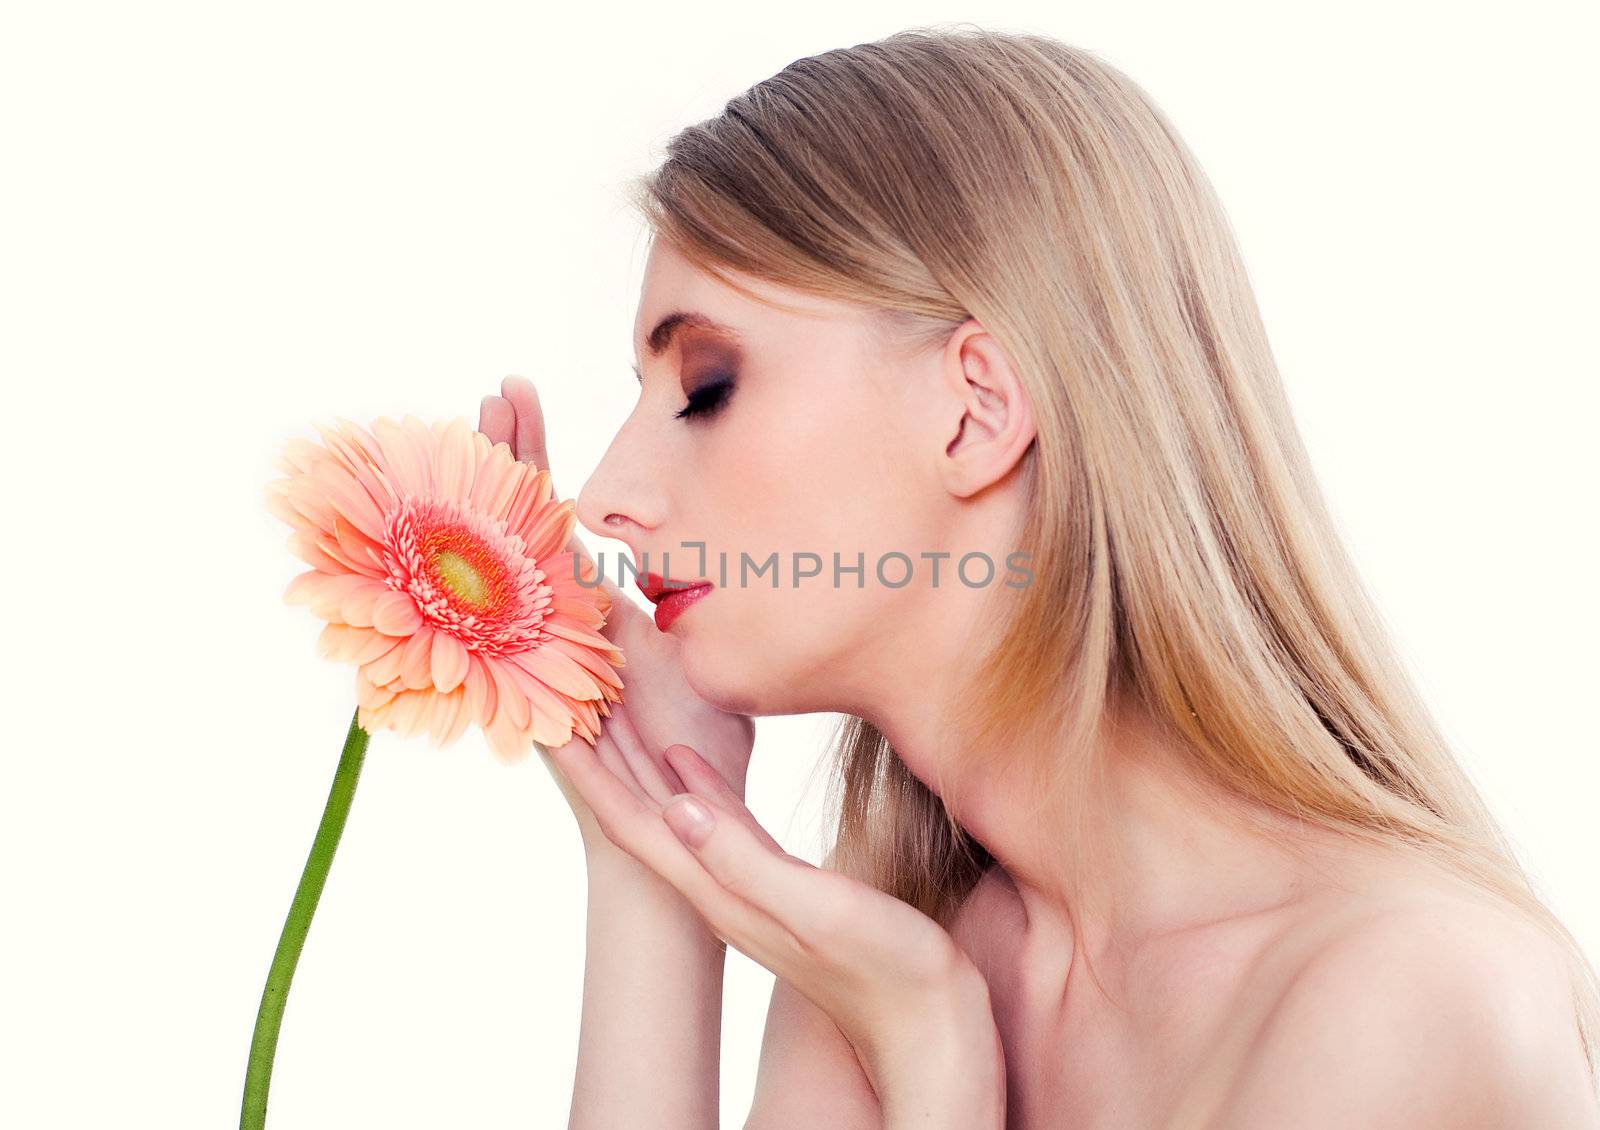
left=263, top=414, right=624, bottom=758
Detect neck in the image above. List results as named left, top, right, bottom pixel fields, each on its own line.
left=866, top=686, right=1321, bottom=973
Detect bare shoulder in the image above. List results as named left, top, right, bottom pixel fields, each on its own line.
left=1214, top=871, right=1599, bottom=1127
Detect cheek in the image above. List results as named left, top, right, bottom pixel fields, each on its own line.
left=674, top=381, right=925, bottom=702
left=720, top=385, right=923, bottom=556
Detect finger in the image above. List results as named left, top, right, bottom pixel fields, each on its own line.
left=478, top=384, right=628, bottom=653
left=546, top=714, right=650, bottom=807
left=548, top=733, right=669, bottom=845
left=501, top=375, right=549, bottom=473
left=661, top=792, right=821, bottom=918
left=664, top=797, right=898, bottom=973
left=547, top=740, right=791, bottom=951
left=492, top=382, right=618, bottom=601
left=592, top=726, right=652, bottom=806
left=492, top=377, right=627, bottom=622
left=664, top=743, right=781, bottom=853
left=489, top=385, right=627, bottom=633
left=501, top=378, right=602, bottom=613
left=607, top=699, right=687, bottom=802
left=479, top=394, right=514, bottom=450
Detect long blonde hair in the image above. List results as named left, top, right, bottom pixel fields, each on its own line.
left=622, top=23, right=1600, bottom=1076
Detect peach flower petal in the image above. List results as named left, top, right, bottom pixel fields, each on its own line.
left=398, top=627, right=436, bottom=691
left=370, top=590, right=424, bottom=636
left=508, top=646, right=598, bottom=701
left=268, top=414, right=624, bottom=755
left=429, top=632, right=470, bottom=694
left=337, top=580, right=389, bottom=629
left=463, top=655, right=496, bottom=725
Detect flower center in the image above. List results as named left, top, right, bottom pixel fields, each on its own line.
left=434, top=548, right=487, bottom=605
left=385, top=495, right=553, bottom=657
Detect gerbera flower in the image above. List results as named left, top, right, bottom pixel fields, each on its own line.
left=263, top=414, right=624, bottom=758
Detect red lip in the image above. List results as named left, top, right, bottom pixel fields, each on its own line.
left=634, top=571, right=714, bottom=603
left=634, top=571, right=714, bottom=630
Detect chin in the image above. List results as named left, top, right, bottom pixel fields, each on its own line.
left=675, top=634, right=769, bottom=716
left=680, top=630, right=850, bottom=719
left=678, top=646, right=764, bottom=707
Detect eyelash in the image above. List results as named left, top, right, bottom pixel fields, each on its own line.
left=674, top=375, right=735, bottom=421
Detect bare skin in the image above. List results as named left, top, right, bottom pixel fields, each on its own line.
left=492, top=237, right=1599, bottom=1127
left=758, top=716, right=1600, bottom=1128
left=944, top=750, right=1599, bottom=1128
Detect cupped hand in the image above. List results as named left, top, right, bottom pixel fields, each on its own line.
left=543, top=731, right=1005, bottom=1122
left=478, top=375, right=756, bottom=830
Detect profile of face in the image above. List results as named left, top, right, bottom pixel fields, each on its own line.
left=576, top=239, right=1036, bottom=721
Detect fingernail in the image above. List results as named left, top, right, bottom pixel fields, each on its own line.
left=665, top=796, right=714, bottom=848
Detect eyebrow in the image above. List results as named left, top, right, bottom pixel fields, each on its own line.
left=631, top=311, right=743, bottom=382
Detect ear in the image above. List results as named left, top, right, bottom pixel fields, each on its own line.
left=937, top=319, right=1037, bottom=498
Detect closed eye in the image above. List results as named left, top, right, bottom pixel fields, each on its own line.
left=674, top=375, right=735, bottom=421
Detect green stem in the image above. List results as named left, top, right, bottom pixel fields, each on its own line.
left=241, top=706, right=370, bottom=1130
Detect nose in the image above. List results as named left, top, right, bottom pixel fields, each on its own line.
left=574, top=416, right=668, bottom=558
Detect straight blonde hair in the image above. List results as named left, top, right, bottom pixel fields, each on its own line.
left=622, top=22, right=1600, bottom=1079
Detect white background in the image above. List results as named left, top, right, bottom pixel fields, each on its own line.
left=3, top=2, right=1596, bottom=1126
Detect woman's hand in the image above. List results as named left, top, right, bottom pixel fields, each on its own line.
left=543, top=733, right=1008, bottom=1129
left=478, top=375, right=756, bottom=842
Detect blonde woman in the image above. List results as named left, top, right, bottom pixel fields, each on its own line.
left=477, top=25, right=1600, bottom=1129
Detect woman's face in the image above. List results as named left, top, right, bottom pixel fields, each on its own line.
left=576, top=239, right=1031, bottom=719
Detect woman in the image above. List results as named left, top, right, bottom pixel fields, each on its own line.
left=478, top=26, right=1600, bottom=1129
